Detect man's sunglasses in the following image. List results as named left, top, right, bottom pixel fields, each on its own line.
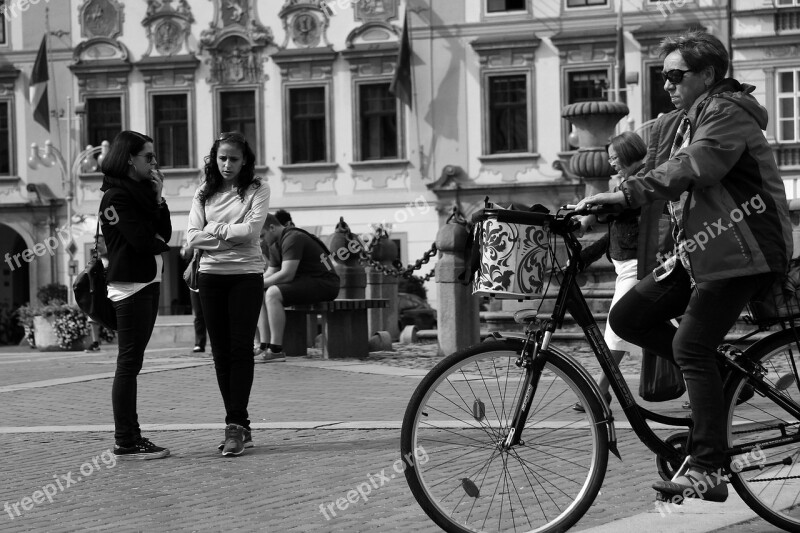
left=660, top=69, right=694, bottom=84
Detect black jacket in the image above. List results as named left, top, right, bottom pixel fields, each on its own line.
left=99, top=175, right=172, bottom=283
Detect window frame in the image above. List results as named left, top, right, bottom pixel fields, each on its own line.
left=0, top=97, right=15, bottom=177
left=84, top=95, right=124, bottom=150
left=564, top=0, right=608, bottom=9
left=483, top=0, right=531, bottom=18
left=148, top=90, right=194, bottom=169
left=0, top=10, right=7, bottom=47
left=561, top=64, right=612, bottom=150
left=776, top=0, right=800, bottom=6
left=353, top=79, right=404, bottom=162
left=283, top=81, right=333, bottom=165
left=777, top=67, right=800, bottom=143
left=482, top=70, right=534, bottom=156
left=214, top=86, right=262, bottom=164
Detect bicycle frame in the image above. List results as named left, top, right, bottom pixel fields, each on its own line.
left=503, top=225, right=689, bottom=467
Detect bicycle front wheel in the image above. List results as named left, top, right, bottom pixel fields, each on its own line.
left=401, top=340, right=609, bottom=533
left=725, top=328, right=800, bottom=531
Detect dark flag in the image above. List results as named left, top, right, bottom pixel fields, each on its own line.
left=389, top=9, right=413, bottom=109
left=29, top=35, right=49, bottom=132
left=615, top=2, right=626, bottom=103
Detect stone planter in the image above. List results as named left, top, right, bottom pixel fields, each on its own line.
left=33, top=315, right=88, bottom=352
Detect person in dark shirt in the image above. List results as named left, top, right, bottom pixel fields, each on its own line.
left=257, top=213, right=339, bottom=362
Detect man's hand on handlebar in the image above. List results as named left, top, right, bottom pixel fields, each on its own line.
left=573, top=191, right=626, bottom=213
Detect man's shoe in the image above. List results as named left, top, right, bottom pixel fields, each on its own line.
left=85, top=341, right=100, bottom=352
left=653, top=468, right=728, bottom=503
left=221, top=424, right=245, bottom=456
left=193, top=345, right=204, bottom=353
left=258, top=351, right=286, bottom=363
left=114, top=437, right=170, bottom=460
left=218, top=428, right=254, bottom=451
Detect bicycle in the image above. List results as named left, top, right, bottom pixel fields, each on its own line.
left=400, top=204, right=800, bottom=533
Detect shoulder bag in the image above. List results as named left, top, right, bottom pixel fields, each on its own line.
left=73, top=217, right=117, bottom=330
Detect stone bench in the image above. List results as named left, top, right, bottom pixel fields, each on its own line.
left=284, top=298, right=389, bottom=359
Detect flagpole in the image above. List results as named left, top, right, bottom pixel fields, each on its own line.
left=44, top=7, right=63, bottom=152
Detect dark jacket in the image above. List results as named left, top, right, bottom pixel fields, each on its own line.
left=623, top=79, right=792, bottom=282
left=99, top=175, right=172, bottom=283
left=635, top=110, right=682, bottom=279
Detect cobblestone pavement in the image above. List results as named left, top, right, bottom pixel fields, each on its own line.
left=0, top=341, right=784, bottom=532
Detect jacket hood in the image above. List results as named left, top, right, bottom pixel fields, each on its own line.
left=707, top=78, right=768, bottom=130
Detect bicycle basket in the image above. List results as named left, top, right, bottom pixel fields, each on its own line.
left=472, top=208, right=551, bottom=299
left=748, top=258, right=800, bottom=324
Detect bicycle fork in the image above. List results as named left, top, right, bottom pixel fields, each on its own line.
left=501, top=342, right=545, bottom=450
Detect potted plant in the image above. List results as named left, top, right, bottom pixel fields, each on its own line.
left=14, top=284, right=115, bottom=351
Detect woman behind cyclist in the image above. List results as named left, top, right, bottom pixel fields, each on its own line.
left=576, top=30, right=791, bottom=502
left=573, top=131, right=647, bottom=413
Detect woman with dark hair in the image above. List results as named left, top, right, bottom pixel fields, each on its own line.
left=577, top=30, right=791, bottom=502
left=187, top=131, right=270, bottom=457
left=100, top=130, right=172, bottom=460
left=573, top=131, right=647, bottom=413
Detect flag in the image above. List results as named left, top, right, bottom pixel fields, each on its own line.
left=29, top=35, right=49, bottom=132
left=615, top=0, right=626, bottom=103
left=389, top=9, right=413, bottom=109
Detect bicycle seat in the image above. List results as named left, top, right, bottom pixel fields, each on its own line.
left=513, top=310, right=538, bottom=324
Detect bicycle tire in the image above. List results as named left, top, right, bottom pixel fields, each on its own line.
left=724, top=328, right=800, bottom=532
left=401, top=339, right=609, bottom=533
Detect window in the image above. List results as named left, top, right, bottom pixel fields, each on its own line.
left=777, top=0, right=800, bottom=6
left=488, top=75, right=528, bottom=154
left=487, top=0, right=526, bottom=12
left=568, top=70, right=609, bottom=103
left=288, top=87, right=327, bottom=163
left=0, top=100, right=10, bottom=175
left=566, top=0, right=607, bottom=6
left=86, top=97, right=122, bottom=148
left=0, top=10, right=6, bottom=45
left=647, top=65, right=674, bottom=120
left=778, top=69, right=800, bottom=142
left=219, top=90, right=256, bottom=146
left=358, top=83, right=399, bottom=161
left=152, top=93, right=190, bottom=168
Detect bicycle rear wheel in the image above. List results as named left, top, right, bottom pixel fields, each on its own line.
left=725, top=328, right=800, bottom=531
left=401, top=340, right=609, bottom=533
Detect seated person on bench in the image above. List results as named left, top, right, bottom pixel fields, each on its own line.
left=257, top=213, right=340, bottom=362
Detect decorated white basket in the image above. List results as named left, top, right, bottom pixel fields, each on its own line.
left=472, top=212, right=551, bottom=299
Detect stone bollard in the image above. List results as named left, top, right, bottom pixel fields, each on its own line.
left=366, top=229, right=400, bottom=340
left=399, top=325, right=418, bottom=344
left=436, top=222, right=479, bottom=356
left=326, top=217, right=367, bottom=299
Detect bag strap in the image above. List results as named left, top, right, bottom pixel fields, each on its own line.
left=90, top=215, right=101, bottom=261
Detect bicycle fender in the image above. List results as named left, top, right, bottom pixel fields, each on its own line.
left=489, top=332, right=620, bottom=460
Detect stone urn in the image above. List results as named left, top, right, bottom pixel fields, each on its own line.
left=561, top=100, right=629, bottom=197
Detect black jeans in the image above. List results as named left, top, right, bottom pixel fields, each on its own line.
left=198, top=273, right=263, bottom=430
left=609, top=263, right=774, bottom=472
left=112, top=282, right=160, bottom=447
left=190, top=290, right=206, bottom=349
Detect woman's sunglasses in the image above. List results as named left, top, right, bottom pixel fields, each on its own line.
left=660, top=69, right=693, bottom=84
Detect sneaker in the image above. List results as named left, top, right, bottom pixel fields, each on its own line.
left=218, top=428, right=253, bottom=451
left=193, top=345, right=204, bottom=353
left=258, top=350, right=286, bottom=363
left=85, top=341, right=100, bottom=353
left=653, top=467, right=728, bottom=503
left=254, top=346, right=265, bottom=358
left=114, top=437, right=170, bottom=460
left=221, top=424, right=245, bottom=456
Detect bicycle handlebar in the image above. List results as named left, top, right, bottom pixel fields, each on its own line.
left=471, top=204, right=623, bottom=234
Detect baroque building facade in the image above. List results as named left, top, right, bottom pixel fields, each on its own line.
left=0, top=0, right=795, bottom=320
